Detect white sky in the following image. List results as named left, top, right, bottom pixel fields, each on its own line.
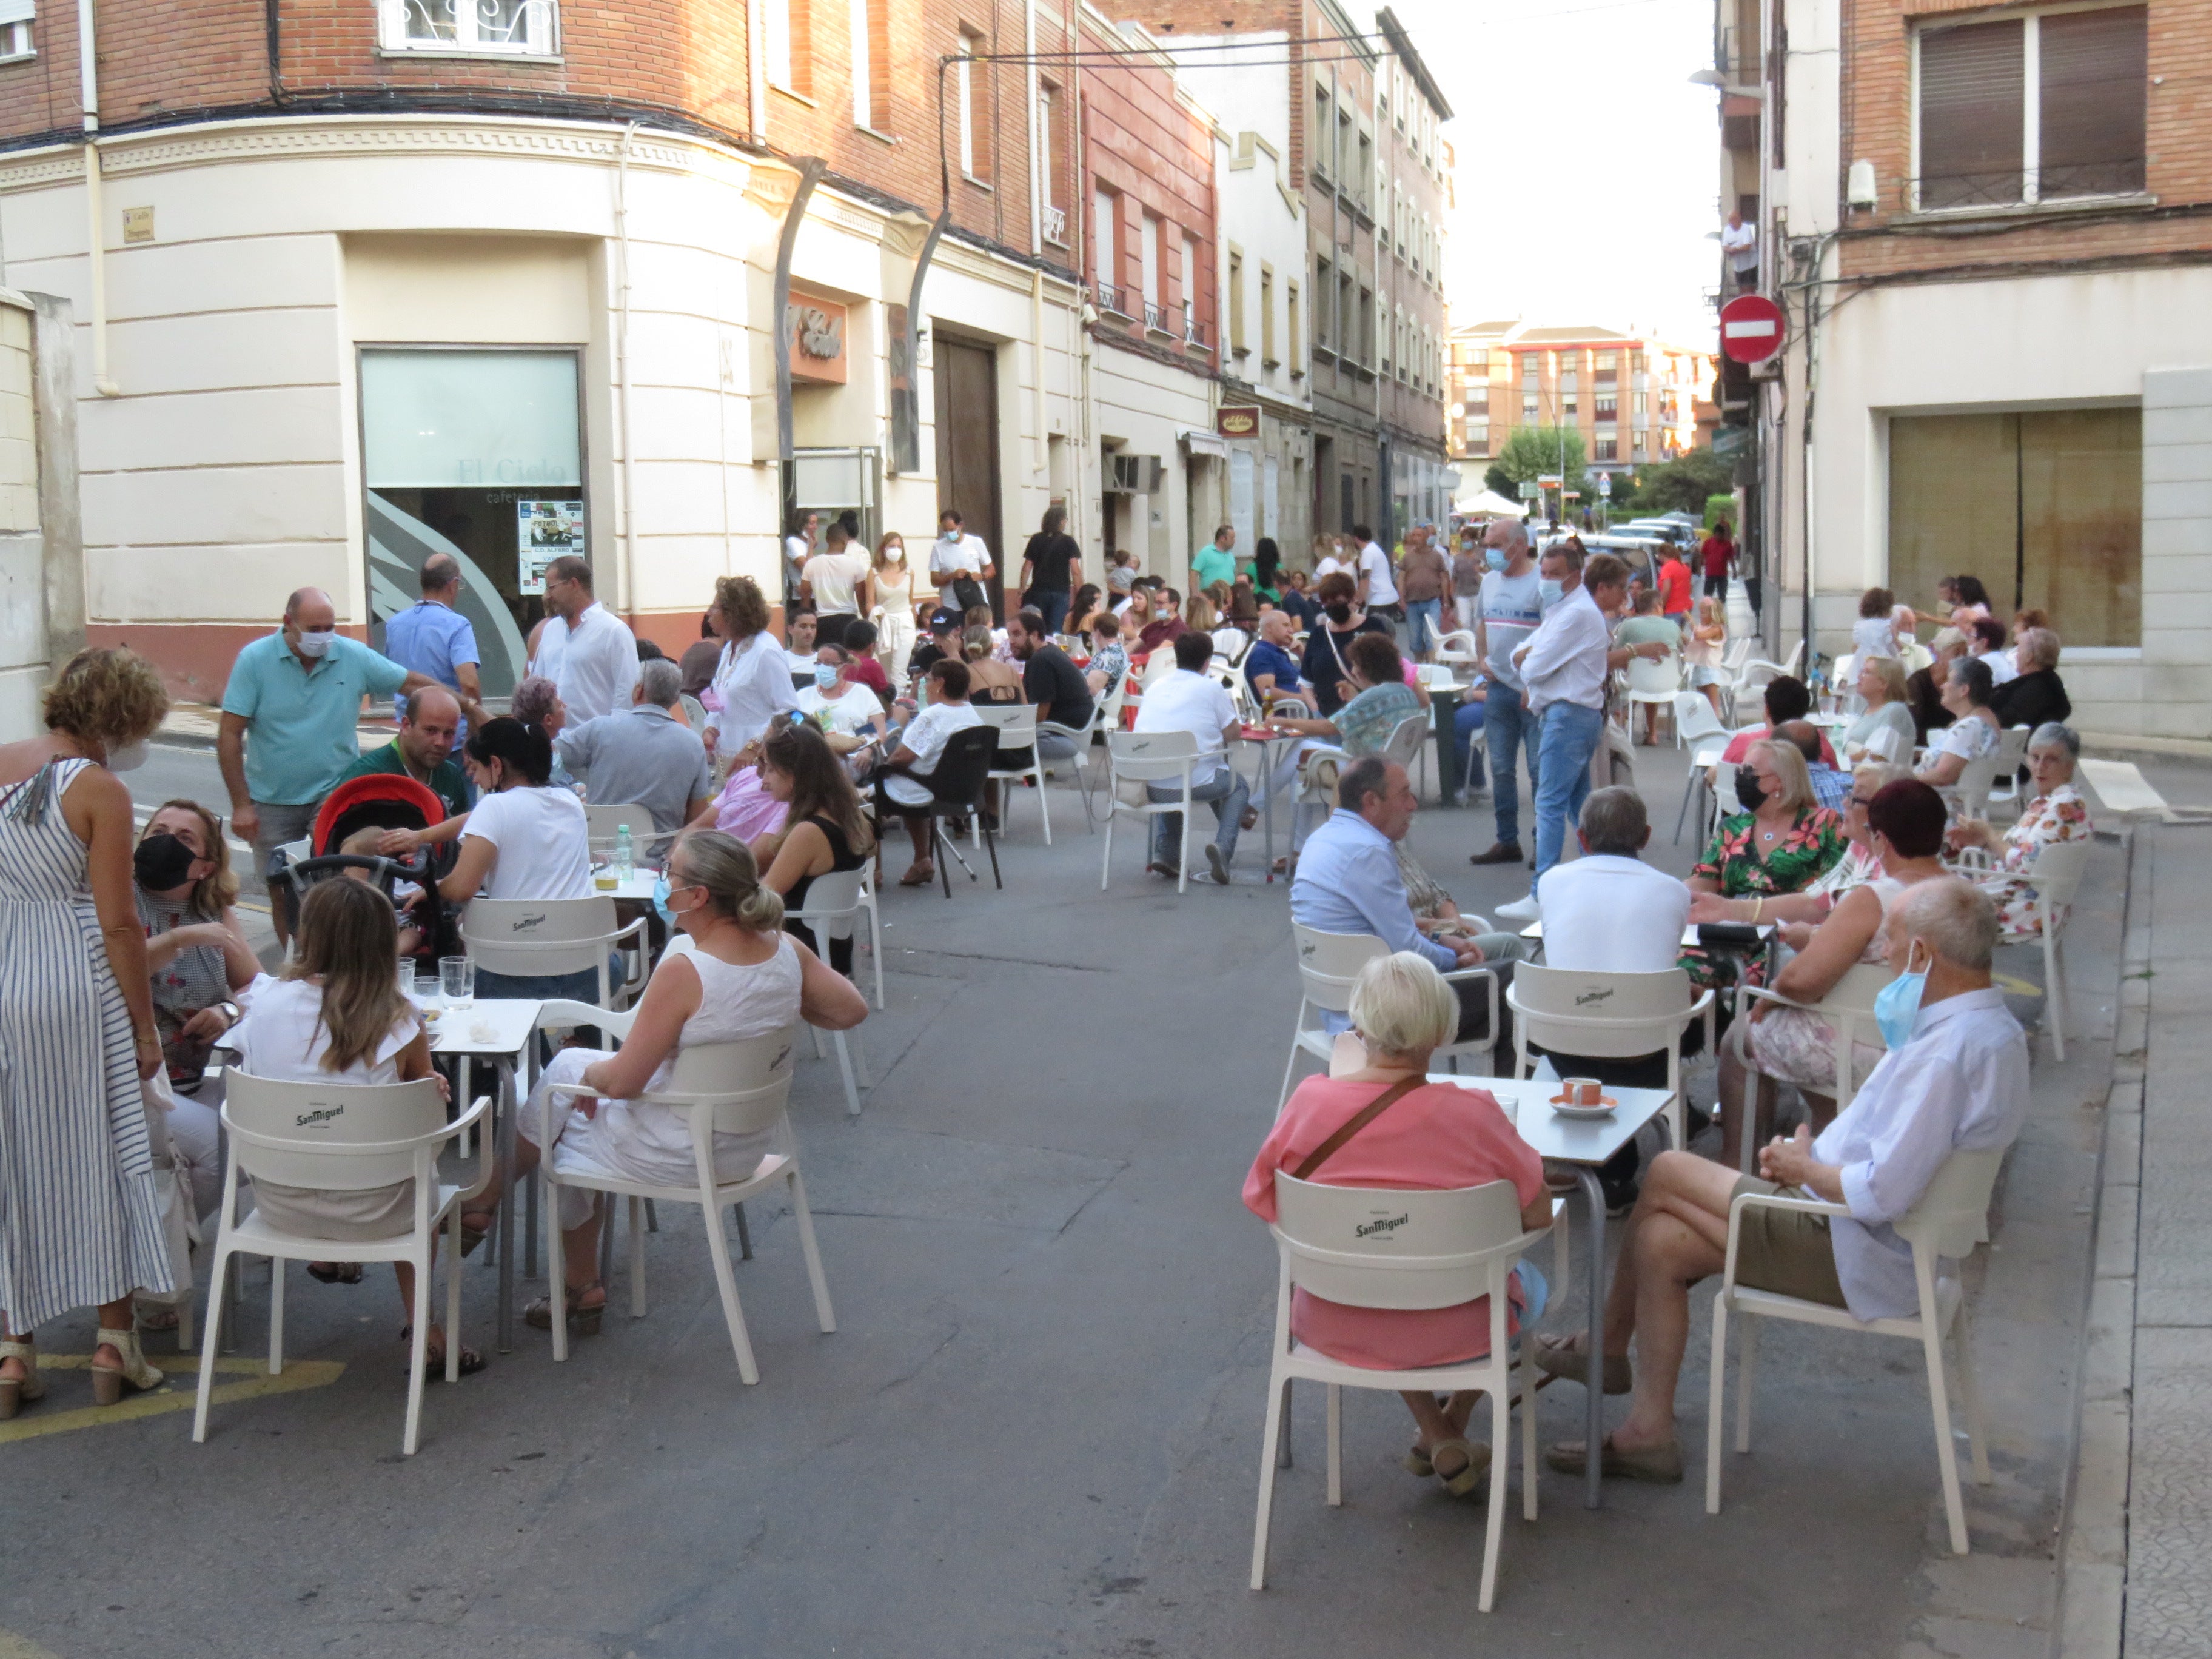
left=1385, top=0, right=1722, bottom=350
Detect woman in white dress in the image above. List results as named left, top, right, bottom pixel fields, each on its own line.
left=461, top=830, right=868, bottom=1335
left=0, top=648, right=175, bottom=1415
left=872, top=532, right=919, bottom=682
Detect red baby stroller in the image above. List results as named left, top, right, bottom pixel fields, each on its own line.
left=270, top=774, right=461, bottom=966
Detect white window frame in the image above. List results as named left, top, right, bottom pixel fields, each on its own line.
left=1038, top=84, right=1061, bottom=236
left=381, top=0, right=557, bottom=57
left=1909, top=4, right=2148, bottom=214
left=850, top=0, right=873, bottom=129
left=958, top=33, right=980, bottom=178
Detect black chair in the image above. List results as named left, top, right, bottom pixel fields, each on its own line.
left=876, top=725, right=1002, bottom=897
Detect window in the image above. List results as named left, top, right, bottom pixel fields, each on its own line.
left=0, top=1, right=29, bottom=61
left=1915, top=7, right=2145, bottom=210
left=1288, top=281, right=1303, bottom=374
left=1312, top=87, right=1332, bottom=179
left=1357, top=129, right=1372, bottom=207
left=1181, top=236, right=1199, bottom=341
left=1594, top=433, right=1618, bottom=462
left=1595, top=394, right=1618, bottom=418
left=1467, top=422, right=1489, bottom=454
left=1093, top=188, right=1120, bottom=312
left=850, top=0, right=877, bottom=129
left=1038, top=87, right=1062, bottom=238
left=1358, top=284, right=1374, bottom=366
left=1888, top=408, right=2141, bottom=646
left=1521, top=355, right=1539, bottom=389
left=1467, top=389, right=1487, bottom=414
left=1633, top=437, right=1649, bottom=460
left=1228, top=247, right=1246, bottom=353
left=1259, top=264, right=1276, bottom=366
left=1313, top=258, right=1332, bottom=350
left=957, top=27, right=985, bottom=178
left=384, top=0, right=556, bottom=55
left=1560, top=369, right=1578, bottom=395
left=1139, top=212, right=1162, bottom=324
left=1522, top=394, right=1540, bottom=421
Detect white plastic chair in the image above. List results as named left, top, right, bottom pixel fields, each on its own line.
left=1672, top=694, right=1732, bottom=842
left=1280, top=925, right=1500, bottom=1108
left=1252, top=1173, right=1550, bottom=1610
left=1435, top=628, right=1480, bottom=669
left=1624, top=652, right=1683, bottom=745
left=194, top=1073, right=493, bottom=1456
left=1381, top=711, right=1431, bottom=803
left=1732, top=960, right=1895, bottom=1171
left=972, top=702, right=1051, bottom=845
left=463, top=895, right=649, bottom=1010
left=1997, top=839, right=2091, bottom=1061
left=1940, top=747, right=2006, bottom=822
left=1707, top=760, right=1740, bottom=843
left=1505, top=964, right=1712, bottom=1154
left=585, top=801, right=655, bottom=854
left=1980, top=726, right=2033, bottom=822
left=1706, top=1147, right=2006, bottom=1555
left=533, top=1002, right=834, bottom=1384
left=1736, top=639, right=1803, bottom=699
left=1101, top=728, right=1204, bottom=893
left=783, top=865, right=874, bottom=1113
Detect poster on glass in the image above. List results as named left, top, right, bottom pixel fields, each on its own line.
left=518, top=500, right=585, bottom=595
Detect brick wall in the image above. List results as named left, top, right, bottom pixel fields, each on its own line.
left=1841, top=0, right=2212, bottom=280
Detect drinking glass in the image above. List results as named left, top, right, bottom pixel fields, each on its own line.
left=414, top=970, right=441, bottom=1008
left=440, top=956, right=475, bottom=1010
left=398, top=954, right=415, bottom=998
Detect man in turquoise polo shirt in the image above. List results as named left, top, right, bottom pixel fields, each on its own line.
left=1191, top=523, right=1238, bottom=593
left=218, top=586, right=433, bottom=944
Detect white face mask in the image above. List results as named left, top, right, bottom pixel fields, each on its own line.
left=293, top=627, right=335, bottom=658
left=106, top=738, right=148, bottom=773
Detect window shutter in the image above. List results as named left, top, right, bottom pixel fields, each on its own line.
left=2039, top=6, right=2148, bottom=199
left=1917, top=19, right=2024, bottom=208
left=0, top=0, right=35, bottom=23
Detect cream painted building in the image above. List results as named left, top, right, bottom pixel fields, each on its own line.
left=0, top=115, right=1086, bottom=703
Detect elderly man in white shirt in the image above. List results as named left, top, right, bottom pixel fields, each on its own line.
left=529, top=555, right=640, bottom=724
left=1536, top=877, right=2028, bottom=1484
left=1130, top=630, right=1250, bottom=885
left=1497, top=548, right=1663, bottom=922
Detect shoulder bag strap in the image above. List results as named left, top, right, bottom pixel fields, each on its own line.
left=1292, top=1075, right=1426, bottom=1181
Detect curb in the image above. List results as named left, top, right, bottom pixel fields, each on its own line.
left=2051, top=824, right=2151, bottom=1659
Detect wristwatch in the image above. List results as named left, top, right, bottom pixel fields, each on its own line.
left=216, top=1000, right=241, bottom=1027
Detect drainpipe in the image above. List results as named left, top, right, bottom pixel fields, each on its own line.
left=615, top=124, right=638, bottom=618
left=79, top=0, right=118, bottom=397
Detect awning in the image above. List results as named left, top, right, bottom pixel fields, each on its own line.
left=1179, top=427, right=1230, bottom=459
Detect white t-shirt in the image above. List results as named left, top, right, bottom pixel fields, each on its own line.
left=1721, top=219, right=1757, bottom=272
left=230, top=976, right=418, bottom=1086
left=796, top=683, right=883, bottom=740
left=1315, top=555, right=1350, bottom=581
left=1851, top=616, right=1899, bottom=661
left=885, top=698, right=984, bottom=805
left=1535, top=853, right=1692, bottom=973
left=1359, top=541, right=1399, bottom=606
left=783, top=532, right=812, bottom=585
left=460, top=785, right=594, bottom=900
left=802, top=549, right=873, bottom=615
left=929, top=534, right=992, bottom=586
left=1131, top=668, right=1236, bottom=785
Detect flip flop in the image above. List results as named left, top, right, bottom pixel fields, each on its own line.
left=401, top=1326, right=488, bottom=1377
left=307, top=1261, right=364, bottom=1285
left=899, top=864, right=936, bottom=888
left=1543, top=1435, right=1684, bottom=1484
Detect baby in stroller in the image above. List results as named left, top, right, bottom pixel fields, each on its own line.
left=276, top=775, right=461, bottom=967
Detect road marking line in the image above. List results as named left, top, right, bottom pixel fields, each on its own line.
left=0, top=1353, right=344, bottom=1444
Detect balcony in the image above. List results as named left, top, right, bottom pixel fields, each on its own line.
left=1094, top=281, right=1130, bottom=318
left=1184, top=313, right=1212, bottom=350
left=1143, top=300, right=1172, bottom=333
left=1042, top=204, right=1067, bottom=244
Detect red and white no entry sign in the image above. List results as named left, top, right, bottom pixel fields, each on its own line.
left=1719, top=293, right=1785, bottom=364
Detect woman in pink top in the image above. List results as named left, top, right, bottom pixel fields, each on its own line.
left=1244, top=952, right=1550, bottom=1495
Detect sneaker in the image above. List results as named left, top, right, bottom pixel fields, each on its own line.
left=1469, top=842, right=1524, bottom=866
left=1495, top=894, right=1541, bottom=923
left=1205, top=843, right=1232, bottom=886
left=1145, top=859, right=1179, bottom=879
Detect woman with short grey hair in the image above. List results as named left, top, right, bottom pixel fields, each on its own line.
left=1244, top=952, right=1553, bottom=1497
left=1945, top=723, right=2091, bottom=937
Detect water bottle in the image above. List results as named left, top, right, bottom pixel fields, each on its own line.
left=614, top=823, right=634, bottom=882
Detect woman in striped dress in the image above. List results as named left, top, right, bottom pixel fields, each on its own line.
left=0, top=647, right=176, bottom=1415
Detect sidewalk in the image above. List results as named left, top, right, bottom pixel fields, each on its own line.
left=157, top=700, right=395, bottom=753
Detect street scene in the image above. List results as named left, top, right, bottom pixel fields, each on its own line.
left=0, top=1, right=2204, bottom=1656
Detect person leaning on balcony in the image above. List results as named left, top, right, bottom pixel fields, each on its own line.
left=1721, top=208, right=1758, bottom=292
left=218, top=587, right=435, bottom=948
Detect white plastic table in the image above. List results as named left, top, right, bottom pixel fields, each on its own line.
left=412, top=994, right=541, bottom=1352
left=1427, top=1073, right=1675, bottom=1511
left=588, top=867, right=660, bottom=903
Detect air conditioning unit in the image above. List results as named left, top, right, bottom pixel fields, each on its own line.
left=1107, top=453, right=1166, bottom=494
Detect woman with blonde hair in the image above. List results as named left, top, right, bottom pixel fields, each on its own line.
left=960, top=623, right=1024, bottom=703
left=1244, top=951, right=1550, bottom=1495
left=1843, top=654, right=1915, bottom=765
left=227, top=878, right=481, bottom=1373
left=871, top=532, right=919, bottom=680
left=1683, top=594, right=1728, bottom=712
left=461, top=831, right=868, bottom=1336
left=0, top=646, right=176, bottom=1414
left=1680, top=737, right=1849, bottom=993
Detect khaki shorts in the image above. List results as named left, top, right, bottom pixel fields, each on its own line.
left=1730, top=1175, right=1848, bottom=1308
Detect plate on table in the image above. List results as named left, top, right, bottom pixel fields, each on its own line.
left=1549, top=1093, right=1618, bottom=1118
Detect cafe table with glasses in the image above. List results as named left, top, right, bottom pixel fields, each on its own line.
left=1429, top=1071, right=1677, bottom=1512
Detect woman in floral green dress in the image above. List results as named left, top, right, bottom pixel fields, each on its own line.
left=1681, top=739, right=1849, bottom=993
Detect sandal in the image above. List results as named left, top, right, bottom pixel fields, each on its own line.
left=307, top=1261, right=364, bottom=1285
left=524, top=1281, right=606, bottom=1337
left=459, top=1212, right=495, bottom=1258
left=1543, top=1435, right=1684, bottom=1484
left=401, top=1326, right=488, bottom=1377
left=898, top=863, right=936, bottom=888
left=135, top=1303, right=181, bottom=1333
left=0, top=1338, right=45, bottom=1419
left=1429, top=1437, right=1491, bottom=1498
left=90, top=1325, right=163, bottom=1405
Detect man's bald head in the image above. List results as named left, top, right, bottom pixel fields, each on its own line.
left=285, top=587, right=332, bottom=620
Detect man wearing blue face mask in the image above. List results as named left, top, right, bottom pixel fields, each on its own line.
left=1537, top=877, right=2029, bottom=1484
left=553, top=657, right=716, bottom=862
left=218, top=586, right=435, bottom=946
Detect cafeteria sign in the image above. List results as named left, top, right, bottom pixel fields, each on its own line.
left=1217, top=405, right=1261, bottom=439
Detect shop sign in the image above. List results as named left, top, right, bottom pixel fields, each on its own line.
left=517, top=500, right=585, bottom=594
left=786, top=293, right=849, bottom=384
left=1216, top=405, right=1262, bottom=439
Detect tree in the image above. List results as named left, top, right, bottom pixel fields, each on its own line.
left=1492, top=424, right=1588, bottom=489
left=1483, top=462, right=1517, bottom=499
left=1623, top=446, right=1734, bottom=516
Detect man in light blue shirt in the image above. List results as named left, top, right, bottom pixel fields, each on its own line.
left=1289, top=755, right=1523, bottom=1043
left=218, top=586, right=432, bottom=943
left=381, top=554, right=488, bottom=737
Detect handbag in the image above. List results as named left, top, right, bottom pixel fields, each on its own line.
left=1292, top=1075, right=1426, bottom=1180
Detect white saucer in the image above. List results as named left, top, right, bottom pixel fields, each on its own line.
left=1550, top=1099, right=1618, bottom=1119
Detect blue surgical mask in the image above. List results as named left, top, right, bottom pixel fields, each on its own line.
left=1485, top=548, right=1507, bottom=572
left=1874, top=941, right=1931, bottom=1050
left=814, top=664, right=840, bottom=690
left=652, top=874, right=677, bottom=928
left=1539, top=578, right=1564, bottom=604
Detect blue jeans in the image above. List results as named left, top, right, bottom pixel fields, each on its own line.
left=1532, top=701, right=1606, bottom=892
left=1147, top=769, right=1250, bottom=865
left=1405, top=597, right=1442, bottom=657
left=1030, top=589, right=1071, bottom=634
left=1483, top=686, right=1540, bottom=847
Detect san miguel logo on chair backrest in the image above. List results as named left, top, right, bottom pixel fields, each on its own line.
left=1575, top=987, right=1615, bottom=1007
left=512, top=912, right=549, bottom=934
left=295, top=1105, right=344, bottom=1128
left=1355, top=1212, right=1410, bottom=1239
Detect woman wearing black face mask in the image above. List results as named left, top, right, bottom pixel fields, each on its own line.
left=1297, top=570, right=1393, bottom=717
left=135, top=801, right=260, bottom=1093
left=1680, top=739, right=1850, bottom=999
